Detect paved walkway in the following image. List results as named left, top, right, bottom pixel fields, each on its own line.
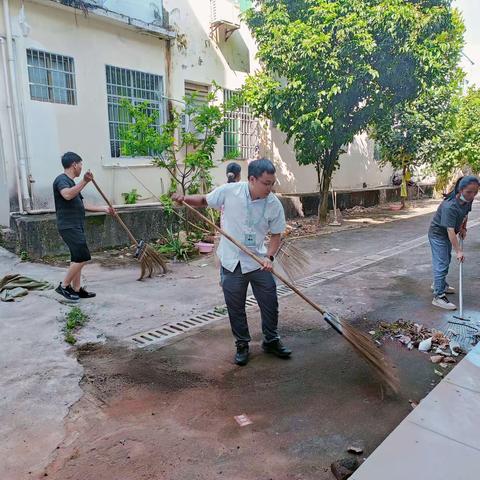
left=352, top=342, right=480, bottom=480
left=2, top=199, right=480, bottom=479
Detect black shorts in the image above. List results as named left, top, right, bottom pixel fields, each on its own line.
left=59, top=227, right=91, bottom=263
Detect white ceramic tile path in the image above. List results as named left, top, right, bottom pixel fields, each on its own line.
left=351, top=342, right=480, bottom=480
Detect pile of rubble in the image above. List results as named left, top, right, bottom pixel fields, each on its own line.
left=371, top=320, right=464, bottom=366
left=342, top=205, right=372, bottom=216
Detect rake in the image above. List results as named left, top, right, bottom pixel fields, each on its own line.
left=181, top=201, right=399, bottom=394
left=91, top=179, right=168, bottom=280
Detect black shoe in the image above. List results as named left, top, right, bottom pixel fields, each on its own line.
left=67, top=286, right=96, bottom=299
left=262, top=340, right=292, bottom=358
left=55, top=283, right=79, bottom=302
left=235, top=343, right=249, bottom=366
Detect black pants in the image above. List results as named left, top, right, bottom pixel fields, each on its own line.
left=222, top=264, right=279, bottom=345
left=59, top=227, right=91, bottom=263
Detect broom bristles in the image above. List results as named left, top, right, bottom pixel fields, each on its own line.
left=323, top=311, right=399, bottom=393
left=276, top=240, right=312, bottom=283
left=341, top=321, right=399, bottom=394
left=138, top=244, right=168, bottom=280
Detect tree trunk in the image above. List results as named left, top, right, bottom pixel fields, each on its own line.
left=317, top=149, right=338, bottom=224
left=318, top=171, right=332, bottom=224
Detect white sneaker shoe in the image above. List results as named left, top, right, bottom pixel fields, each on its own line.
left=432, top=295, right=457, bottom=310
left=431, top=284, right=455, bottom=294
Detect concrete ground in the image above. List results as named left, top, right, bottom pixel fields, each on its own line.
left=1, top=199, right=479, bottom=479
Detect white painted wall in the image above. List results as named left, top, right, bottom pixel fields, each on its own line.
left=0, top=0, right=393, bottom=223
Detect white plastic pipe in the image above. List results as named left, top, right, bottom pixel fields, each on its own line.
left=0, top=36, right=23, bottom=213
left=2, top=0, right=31, bottom=211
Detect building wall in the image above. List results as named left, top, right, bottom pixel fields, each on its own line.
left=0, top=0, right=393, bottom=226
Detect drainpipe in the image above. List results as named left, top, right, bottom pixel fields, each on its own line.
left=2, top=0, right=32, bottom=212
left=0, top=36, right=23, bottom=213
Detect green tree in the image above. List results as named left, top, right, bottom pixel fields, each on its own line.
left=243, top=0, right=464, bottom=221
left=431, top=86, right=480, bottom=180
left=121, top=83, right=241, bottom=198
left=372, top=73, right=464, bottom=207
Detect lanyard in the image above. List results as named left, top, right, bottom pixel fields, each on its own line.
left=245, top=186, right=267, bottom=230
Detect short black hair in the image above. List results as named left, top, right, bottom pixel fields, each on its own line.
left=248, top=158, right=275, bottom=179
left=226, top=162, right=241, bottom=182
left=61, top=151, right=82, bottom=169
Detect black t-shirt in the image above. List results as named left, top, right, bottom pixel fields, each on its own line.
left=429, top=197, right=472, bottom=238
left=53, top=173, right=85, bottom=230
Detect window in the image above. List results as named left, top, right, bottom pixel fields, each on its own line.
left=185, top=81, right=209, bottom=105
left=106, top=65, right=164, bottom=158
left=26, top=49, right=76, bottom=105
left=182, top=82, right=210, bottom=135
left=223, top=89, right=258, bottom=160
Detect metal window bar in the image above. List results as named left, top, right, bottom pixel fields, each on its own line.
left=106, top=65, right=164, bottom=158
left=26, top=49, right=76, bottom=105
left=223, top=89, right=258, bottom=160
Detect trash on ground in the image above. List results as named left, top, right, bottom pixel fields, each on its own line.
left=347, top=446, right=363, bottom=455
left=373, top=320, right=465, bottom=361
left=418, top=337, right=432, bottom=352
left=331, top=457, right=359, bottom=480
left=409, top=399, right=418, bottom=409
left=443, top=357, right=456, bottom=364
left=430, top=355, right=444, bottom=364
left=214, top=306, right=228, bottom=315
left=234, top=414, right=253, bottom=427
left=434, top=369, right=444, bottom=377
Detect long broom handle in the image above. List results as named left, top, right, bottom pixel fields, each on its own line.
left=181, top=201, right=330, bottom=320
left=91, top=178, right=138, bottom=246
left=459, top=237, right=464, bottom=317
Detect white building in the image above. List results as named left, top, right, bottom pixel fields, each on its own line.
left=0, top=0, right=393, bottom=226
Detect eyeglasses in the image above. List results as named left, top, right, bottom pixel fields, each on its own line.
left=257, top=179, right=276, bottom=188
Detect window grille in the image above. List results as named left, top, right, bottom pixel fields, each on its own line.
left=106, top=65, right=164, bottom=157
left=26, top=49, right=76, bottom=105
left=223, top=88, right=258, bottom=160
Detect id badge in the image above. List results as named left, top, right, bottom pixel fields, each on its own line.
left=244, top=232, right=256, bottom=247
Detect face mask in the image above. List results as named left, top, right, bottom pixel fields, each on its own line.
left=460, top=194, right=467, bottom=202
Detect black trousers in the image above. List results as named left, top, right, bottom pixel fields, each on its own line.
left=59, top=227, right=91, bottom=263
left=221, top=264, right=279, bottom=345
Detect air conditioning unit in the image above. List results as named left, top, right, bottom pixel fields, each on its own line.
left=210, top=0, right=240, bottom=28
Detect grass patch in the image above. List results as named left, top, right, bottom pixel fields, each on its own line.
left=19, top=250, right=30, bottom=262
left=64, top=306, right=88, bottom=345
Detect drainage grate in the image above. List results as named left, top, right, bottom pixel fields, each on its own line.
left=126, top=229, right=480, bottom=348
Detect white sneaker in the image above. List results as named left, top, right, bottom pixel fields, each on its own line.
left=431, top=284, right=455, bottom=294
left=432, top=295, right=457, bottom=310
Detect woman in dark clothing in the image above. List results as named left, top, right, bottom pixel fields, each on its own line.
left=429, top=175, right=479, bottom=310
left=226, top=162, right=241, bottom=183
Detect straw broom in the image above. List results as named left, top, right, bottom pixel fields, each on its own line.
left=274, top=239, right=312, bottom=283
left=92, top=179, right=167, bottom=280
left=181, top=201, right=399, bottom=394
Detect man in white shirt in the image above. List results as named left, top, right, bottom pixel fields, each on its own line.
left=173, top=159, right=292, bottom=366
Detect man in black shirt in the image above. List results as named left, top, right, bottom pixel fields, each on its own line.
left=53, top=152, right=113, bottom=301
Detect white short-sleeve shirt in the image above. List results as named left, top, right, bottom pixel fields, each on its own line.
left=206, top=182, right=286, bottom=273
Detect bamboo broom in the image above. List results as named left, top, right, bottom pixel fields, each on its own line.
left=180, top=200, right=399, bottom=394
left=92, top=179, right=168, bottom=280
